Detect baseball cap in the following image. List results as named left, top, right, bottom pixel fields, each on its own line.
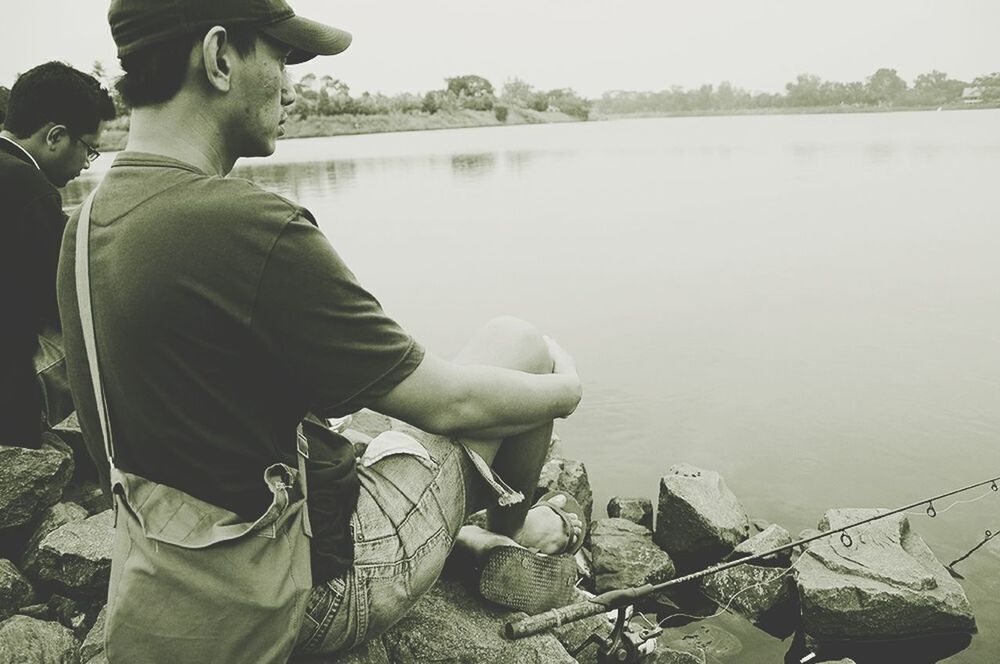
left=108, top=0, right=352, bottom=64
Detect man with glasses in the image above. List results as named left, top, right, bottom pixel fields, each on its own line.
left=0, top=61, right=115, bottom=448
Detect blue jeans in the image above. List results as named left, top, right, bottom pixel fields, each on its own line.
left=293, top=426, right=495, bottom=654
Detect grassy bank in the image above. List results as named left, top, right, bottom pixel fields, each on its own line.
left=97, top=107, right=581, bottom=152
left=590, top=102, right=1000, bottom=121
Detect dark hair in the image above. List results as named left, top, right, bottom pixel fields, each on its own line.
left=4, top=62, right=116, bottom=138
left=116, top=26, right=258, bottom=108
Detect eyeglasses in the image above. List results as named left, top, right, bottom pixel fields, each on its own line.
left=76, top=136, right=101, bottom=164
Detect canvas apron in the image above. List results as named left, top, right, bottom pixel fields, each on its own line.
left=75, top=190, right=314, bottom=664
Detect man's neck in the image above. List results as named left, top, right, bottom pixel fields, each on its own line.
left=125, top=96, right=235, bottom=176
left=0, top=130, right=42, bottom=170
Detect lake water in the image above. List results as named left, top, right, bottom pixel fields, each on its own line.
left=64, top=110, right=1000, bottom=662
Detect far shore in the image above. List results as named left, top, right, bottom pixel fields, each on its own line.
left=96, top=102, right=999, bottom=153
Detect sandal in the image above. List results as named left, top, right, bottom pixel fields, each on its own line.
left=478, top=491, right=589, bottom=614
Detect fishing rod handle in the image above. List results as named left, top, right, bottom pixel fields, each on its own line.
left=506, top=600, right=608, bottom=639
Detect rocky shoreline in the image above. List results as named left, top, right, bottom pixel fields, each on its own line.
left=0, top=411, right=979, bottom=663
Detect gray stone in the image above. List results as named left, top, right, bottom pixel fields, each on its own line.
left=654, top=464, right=750, bottom=570
left=59, top=484, right=110, bottom=517
left=659, top=623, right=741, bottom=661
left=588, top=518, right=675, bottom=593
left=726, top=523, right=793, bottom=566
left=47, top=595, right=99, bottom=639
left=381, top=577, right=576, bottom=663
left=647, top=645, right=706, bottom=663
left=80, top=606, right=105, bottom=662
left=27, top=510, right=114, bottom=598
left=795, top=508, right=976, bottom=641
left=537, top=457, right=594, bottom=524
left=0, top=615, right=80, bottom=664
left=21, top=502, right=88, bottom=571
left=0, top=446, right=74, bottom=529
left=84, top=656, right=108, bottom=664
left=607, top=497, right=653, bottom=529
left=699, top=564, right=797, bottom=635
left=0, top=560, right=34, bottom=621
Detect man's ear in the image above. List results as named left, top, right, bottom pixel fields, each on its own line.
left=201, top=26, right=233, bottom=93
left=44, top=124, right=68, bottom=150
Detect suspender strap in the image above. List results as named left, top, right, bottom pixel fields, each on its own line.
left=75, top=189, right=116, bottom=469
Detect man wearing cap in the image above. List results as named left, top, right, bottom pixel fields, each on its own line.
left=0, top=61, right=114, bottom=449
left=57, top=1, right=583, bottom=661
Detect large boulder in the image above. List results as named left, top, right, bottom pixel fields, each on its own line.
left=588, top=518, right=675, bottom=593
left=536, top=457, right=593, bottom=524
left=607, top=497, right=653, bottom=530
left=26, top=510, right=114, bottom=598
left=80, top=605, right=105, bottom=662
left=21, top=502, right=89, bottom=571
left=0, top=446, right=73, bottom=530
left=725, top=523, right=793, bottom=566
left=380, top=577, right=577, bottom=664
left=0, top=614, right=80, bottom=664
left=654, top=464, right=750, bottom=570
left=0, top=560, right=34, bottom=621
left=795, top=509, right=976, bottom=642
left=700, top=564, right=797, bottom=637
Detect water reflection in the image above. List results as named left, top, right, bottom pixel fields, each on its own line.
left=450, top=152, right=497, bottom=179
left=235, top=159, right=357, bottom=200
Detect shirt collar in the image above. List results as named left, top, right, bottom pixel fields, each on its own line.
left=0, top=135, right=41, bottom=170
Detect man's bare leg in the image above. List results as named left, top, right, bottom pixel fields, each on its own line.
left=450, top=316, right=582, bottom=555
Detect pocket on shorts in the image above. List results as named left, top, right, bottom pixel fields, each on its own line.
left=360, top=430, right=437, bottom=471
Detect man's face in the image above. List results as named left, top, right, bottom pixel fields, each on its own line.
left=41, top=124, right=102, bottom=188
left=230, top=36, right=296, bottom=158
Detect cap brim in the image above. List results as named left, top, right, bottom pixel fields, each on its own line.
left=260, top=15, right=352, bottom=64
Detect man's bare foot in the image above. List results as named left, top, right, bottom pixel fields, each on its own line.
left=511, top=493, right=583, bottom=555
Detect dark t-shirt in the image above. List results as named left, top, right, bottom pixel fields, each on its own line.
left=0, top=137, right=65, bottom=448
left=57, top=152, right=423, bottom=544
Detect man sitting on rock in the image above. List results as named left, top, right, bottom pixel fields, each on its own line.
left=56, top=1, right=584, bottom=661
left=0, top=62, right=115, bottom=448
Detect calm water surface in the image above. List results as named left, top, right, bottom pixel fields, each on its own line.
left=66, top=111, right=1000, bottom=662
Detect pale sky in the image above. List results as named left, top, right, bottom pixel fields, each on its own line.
left=2, top=1, right=996, bottom=97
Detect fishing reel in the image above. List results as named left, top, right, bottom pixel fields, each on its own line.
left=570, top=605, right=661, bottom=664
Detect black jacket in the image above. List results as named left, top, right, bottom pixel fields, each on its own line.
left=0, top=137, right=66, bottom=447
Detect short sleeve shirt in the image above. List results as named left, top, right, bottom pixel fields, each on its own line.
left=57, top=152, right=424, bottom=519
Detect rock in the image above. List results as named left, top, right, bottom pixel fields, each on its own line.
left=59, top=484, right=110, bottom=517
left=21, top=502, right=89, bottom=571
left=47, top=595, right=100, bottom=639
left=27, top=510, right=114, bottom=598
left=536, top=457, right=593, bottom=524
left=588, top=518, right=675, bottom=593
left=0, top=446, right=74, bottom=529
left=16, top=603, right=49, bottom=620
left=0, top=615, right=80, bottom=663
left=80, top=606, right=105, bottom=662
left=381, top=577, right=576, bottom=663
left=699, top=564, right=797, bottom=637
left=659, top=623, right=741, bottom=661
left=545, top=433, right=564, bottom=461
left=654, top=464, right=750, bottom=571
left=795, top=509, right=976, bottom=642
left=750, top=517, right=771, bottom=533
left=607, top=497, right=653, bottom=529
left=647, top=645, right=706, bottom=663
left=725, top=524, right=793, bottom=566
left=0, top=560, right=34, bottom=621
left=84, top=656, right=107, bottom=664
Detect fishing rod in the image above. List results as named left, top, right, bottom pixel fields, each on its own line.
left=506, top=473, right=1000, bottom=641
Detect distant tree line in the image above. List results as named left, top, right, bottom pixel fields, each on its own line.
left=594, top=69, right=1000, bottom=115
left=287, top=74, right=592, bottom=121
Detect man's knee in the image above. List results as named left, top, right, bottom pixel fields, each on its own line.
left=470, top=315, right=553, bottom=375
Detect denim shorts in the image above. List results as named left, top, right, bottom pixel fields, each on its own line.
left=293, top=424, right=494, bottom=654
